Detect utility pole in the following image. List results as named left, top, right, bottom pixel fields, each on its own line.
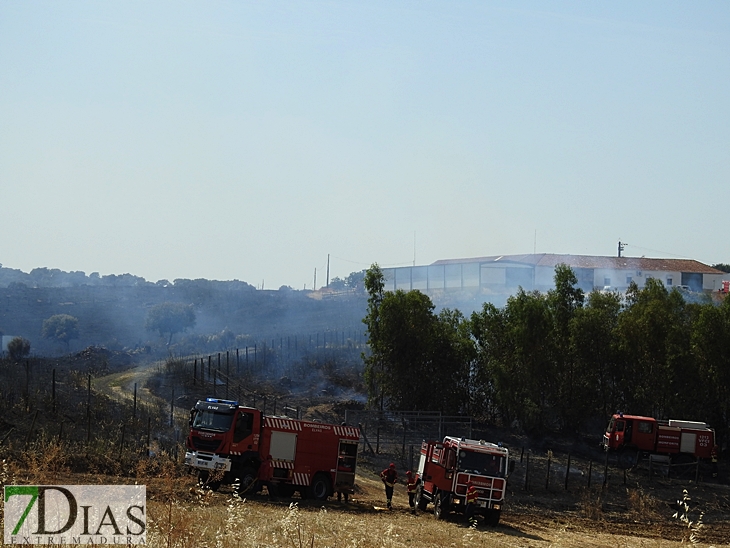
left=618, top=241, right=627, bottom=257
left=313, top=268, right=317, bottom=291
left=326, top=254, right=330, bottom=287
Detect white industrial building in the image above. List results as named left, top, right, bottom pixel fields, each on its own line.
left=381, top=254, right=726, bottom=296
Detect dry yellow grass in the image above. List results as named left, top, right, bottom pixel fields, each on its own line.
left=2, top=454, right=726, bottom=547
left=142, top=493, right=698, bottom=548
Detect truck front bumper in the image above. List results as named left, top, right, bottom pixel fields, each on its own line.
left=184, top=451, right=232, bottom=472
left=453, top=497, right=502, bottom=511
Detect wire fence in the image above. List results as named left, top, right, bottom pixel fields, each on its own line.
left=184, top=329, right=369, bottom=379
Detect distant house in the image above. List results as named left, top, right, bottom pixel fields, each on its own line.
left=381, top=254, right=726, bottom=296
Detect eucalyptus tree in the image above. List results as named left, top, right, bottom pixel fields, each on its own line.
left=570, top=290, right=622, bottom=418
left=362, top=264, right=473, bottom=413
left=691, top=295, right=730, bottom=444
left=616, top=279, right=693, bottom=418
left=470, top=302, right=510, bottom=422
left=546, top=264, right=585, bottom=430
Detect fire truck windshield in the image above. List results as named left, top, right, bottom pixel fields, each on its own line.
left=458, top=451, right=505, bottom=477
left=192, top=410, right=234, bottom=432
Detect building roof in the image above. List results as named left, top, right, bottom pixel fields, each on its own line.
left=430, top=254, right=724, bottom=274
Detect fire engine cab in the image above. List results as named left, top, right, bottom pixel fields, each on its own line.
left=185, top=398, right=360, bottom=499
left=414, top=436, right=513, bottom=525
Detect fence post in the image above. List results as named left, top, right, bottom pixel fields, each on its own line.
left=119, top=423, right=126, bottom=459
left=545, top=451, right=552, bottom=490
left=87, top=374, right=91, bottom=443
left=565, top=454, right=571, bottom=490
left=170, top=389, right=175, bottom=427
left=24, top=410, right=39, bottom=450
left=402, top=417, right=406, bottom=456
left=524, top=453, right=530, bottom=491
left=588, top=460, right=592, bottom=488
left=52, top=368, right=56, bottom=415
left=193, top=359, right=197, bottom=385
left=603, top=450, right=609, bottom=488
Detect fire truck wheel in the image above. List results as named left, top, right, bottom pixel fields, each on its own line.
left=236, top=467, right=258, bottom=495
left=434, top=493, right=449, bottom=520
left=415, top=485, right=428, bottom=511
left=309, top=473, right=331, bottom=501
left=486, top=508, right=501, bottom=526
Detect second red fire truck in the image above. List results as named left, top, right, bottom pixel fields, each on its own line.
left=185, top=398, right=360, bottom=499
left=602, top=412, right=716, bottom=467
left=413, top=436, right=514, bottom=525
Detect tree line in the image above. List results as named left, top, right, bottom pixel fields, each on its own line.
left=362, top=264, right=730, bottom=445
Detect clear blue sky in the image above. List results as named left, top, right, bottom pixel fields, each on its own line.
left=1, top=1, right=728, bottom=289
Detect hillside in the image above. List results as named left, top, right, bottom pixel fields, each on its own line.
left=0, top=267, right=370, bottom=356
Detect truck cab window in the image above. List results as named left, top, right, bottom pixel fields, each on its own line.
left=192, top=410, right=234, bottom=432
left=615, top=421, right=625, bottom=432
left=233, top=412, right=254, bottom=443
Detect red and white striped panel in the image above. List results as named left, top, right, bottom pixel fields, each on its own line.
left=272, top=460, right=294, bottom=469
left=293, top=473, right=311, bottom=486
left=265, top=417, right=303, bottom=431
left=333, top=426, right=360, bottom=438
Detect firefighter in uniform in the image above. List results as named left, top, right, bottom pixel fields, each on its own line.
left=406, top=471, right=418, bottom=514
left=464, top=481, right=478, bottom=522
left=380, top=463, right=398, bottom=510
left=711, top=444, right=719, bottom=478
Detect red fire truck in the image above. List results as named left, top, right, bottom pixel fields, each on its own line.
left=413, top=436, right=514, bottom=525
left=601, top=413, right=715, bottom=467
left=184, top=398, right=360, bottom=499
